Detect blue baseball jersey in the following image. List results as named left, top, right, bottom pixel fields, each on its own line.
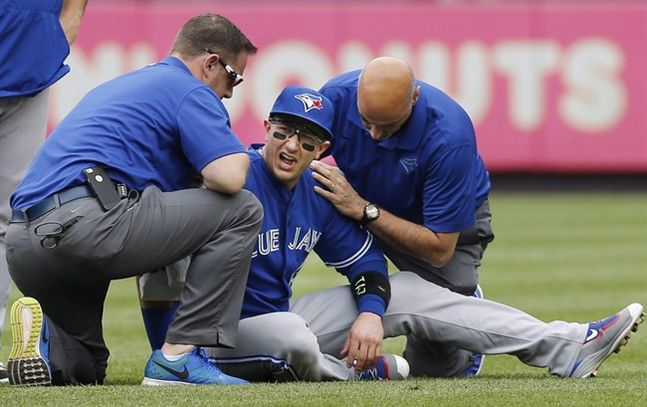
left=12, top=56, right=244, bottom=209
left=0, top=0, right=70, bottom=97
left=241, top=146, right=388, bottom=320
left=320, top=71, right=490, bottom=233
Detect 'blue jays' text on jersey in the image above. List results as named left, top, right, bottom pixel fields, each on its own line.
left=320, top=71, right=491, bottom=234
left=12, top=56, right=244, bottom=209
left=0, top=0, right=70, bottom=98
left=241, top=147, right=388, bottom=319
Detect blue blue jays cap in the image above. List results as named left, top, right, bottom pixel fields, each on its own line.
left=269, top=85, right=335, bottom=141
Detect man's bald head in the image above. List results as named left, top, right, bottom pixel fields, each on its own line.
left=357, top=57, right=419, bottom=140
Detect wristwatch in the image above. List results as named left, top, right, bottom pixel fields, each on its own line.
left=361, top=203, right=380, bottom=225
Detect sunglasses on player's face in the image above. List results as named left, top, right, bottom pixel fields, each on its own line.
left=268, top=118, right=323, bottom=152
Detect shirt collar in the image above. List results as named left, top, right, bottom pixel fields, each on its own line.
left=158, top=56, right=191, bottom=74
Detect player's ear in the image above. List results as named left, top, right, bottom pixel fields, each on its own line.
left=263, top=119, right=271, bottom=141
left=313, top=140, right=331, bottom=159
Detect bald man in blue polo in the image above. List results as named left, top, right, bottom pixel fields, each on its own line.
left=312, top=56, right=492, bottom=377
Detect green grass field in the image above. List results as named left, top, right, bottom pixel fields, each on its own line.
left=1, top=192, right=646, bottom=406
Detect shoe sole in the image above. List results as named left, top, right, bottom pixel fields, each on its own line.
left=389, top=354, right=410, bottom=380
left=469, top=285, right=485, bottom=376
left=141, top=377, right=195, bottom=386
left=0, top=364, right=8, bottom=383
left=578, top=303, right=644, bottom=378
left=141, top=376, right=248, bottom=386
left=8, top=297, right=51, bottom=387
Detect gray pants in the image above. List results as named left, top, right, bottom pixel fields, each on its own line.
left=141, top=270, right=368, bottom=382
left=208, top=312, right=355, bottom=381
left=6, top=185, right=262, bottom=384
left=383, top=200, right=494, bottom=296
left=149, top=271, right=586, bottom=381
left=0, top=89, right=49, bottom=347
left=381, top=200, right=495, bottom=375
left=291, top=272, right=586, bottom=378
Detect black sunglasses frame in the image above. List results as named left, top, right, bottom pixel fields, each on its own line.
left=204, top=48, right=244, bottom=86
left=269, top=118, right=324, bottom=152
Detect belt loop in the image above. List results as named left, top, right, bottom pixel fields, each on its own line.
left=53, top=194, right=61, bottom=208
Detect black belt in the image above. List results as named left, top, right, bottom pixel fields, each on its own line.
left=10, top=185, right=96, bottom=223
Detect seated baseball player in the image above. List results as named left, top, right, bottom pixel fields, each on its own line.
left=140, top=85, right=407, bottom=382
left=139, top=86, right=644, bottom=382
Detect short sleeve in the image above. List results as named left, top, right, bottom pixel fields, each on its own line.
left=176, top=87, right=245, bottom=172
left=422, top=145, right=478, bottom=233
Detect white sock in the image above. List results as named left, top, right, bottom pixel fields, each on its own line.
left=162, top=352, right=187, bottom=362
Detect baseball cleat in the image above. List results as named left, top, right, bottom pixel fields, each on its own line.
left=0, top=361, right=8, bottom=383
left=463, top=284, right=485, bottom=376
left=569, top=303, right=644, bottom=378
left=463, top=352, right=485, bottom=377
left=8, top=297, right=52, bottom=386
left=353, top=354, right=410, bottom=381
left=473, top=284, right=484, bottom=300
left=142, top=347, right=249, bottom=386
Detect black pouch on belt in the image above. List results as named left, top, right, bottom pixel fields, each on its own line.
left=83, top=166, right=121, bottom=211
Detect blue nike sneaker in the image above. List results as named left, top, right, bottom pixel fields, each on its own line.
left=353, top=354, right=409, bottom=381
left=569, top=303, right=644, bottom=378
left=463, top=284, right=485, bottom=376
left=142, top=347, right=249, bottom=385
left=8, top=297, right=52, bottom=386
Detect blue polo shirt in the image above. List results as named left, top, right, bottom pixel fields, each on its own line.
left=0, top=0, right=70, bottom=97
left=11, top=56, right=244, bottom=209
left=241, top=147, right=388, bottom=319
left=320, top=71, right=490, bottom=233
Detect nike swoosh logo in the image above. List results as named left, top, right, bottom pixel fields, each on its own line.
left=585, top=329, right=599, bottom=342
left=70, top=207, right=83, bottom=213
left=152, top=360, right=190, bottom=379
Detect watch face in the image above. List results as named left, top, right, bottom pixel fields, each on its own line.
left=366, top=204, right=379, bottom=220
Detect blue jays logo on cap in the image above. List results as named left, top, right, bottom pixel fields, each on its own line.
left=270, top=85, right=335, bottom=140
left=295, top=93, right=324, bottom=112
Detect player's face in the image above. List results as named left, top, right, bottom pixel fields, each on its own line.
left=261, top=118, right=330, bottom=189
left=204, top=51, right=248, bottom=99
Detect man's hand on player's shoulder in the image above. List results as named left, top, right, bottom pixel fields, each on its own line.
left=311, top=160, right=365, bottom=221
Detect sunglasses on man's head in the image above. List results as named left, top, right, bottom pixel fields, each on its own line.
left=269, top=118, right=323, bottom=152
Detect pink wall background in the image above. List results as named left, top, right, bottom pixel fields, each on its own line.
left=50, top=1, right=647, bottom=172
